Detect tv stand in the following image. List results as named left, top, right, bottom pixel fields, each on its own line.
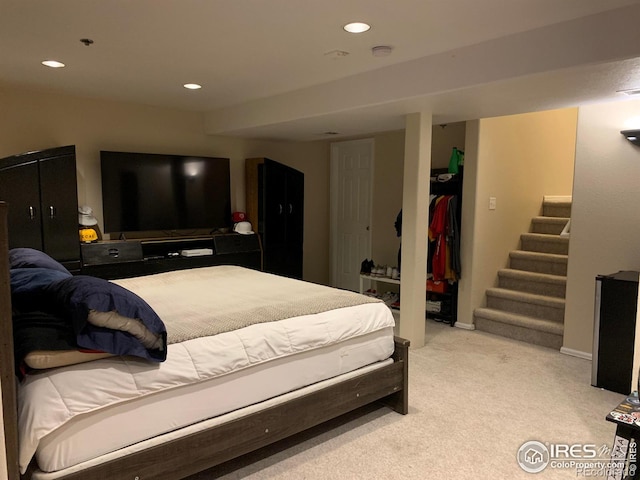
left=80, top=233, right=262, bottom=280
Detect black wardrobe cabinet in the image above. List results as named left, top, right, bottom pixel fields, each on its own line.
left=246, top=158, right=304, bottom=279
left=0, top=145, right=80, bottom=272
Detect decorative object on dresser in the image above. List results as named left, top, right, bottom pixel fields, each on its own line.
left=245, top=157, right=304, bottom=279
left=0, top=145, right=80, bottom=272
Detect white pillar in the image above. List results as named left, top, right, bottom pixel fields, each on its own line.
left=399, top=112, right=432, bottom=348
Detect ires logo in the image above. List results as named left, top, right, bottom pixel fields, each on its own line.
left=549, top=444, right=598, bottom=458
left=517, top=441, right=606, bottom=474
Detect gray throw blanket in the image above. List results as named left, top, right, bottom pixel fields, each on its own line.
left=113, top=265, right=382, bottom=344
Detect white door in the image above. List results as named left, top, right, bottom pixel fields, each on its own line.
left=330, top=139, right=374, bottom=291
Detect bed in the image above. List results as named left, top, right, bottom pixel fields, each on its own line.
left=0, top=202, right=409, bottom=480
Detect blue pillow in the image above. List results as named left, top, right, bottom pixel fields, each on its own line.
left=10, top=267, right=73, bottom=313
left=10, top=268, right=72, bottom=294
left=42, top=276, right=167, bottom=362
left=9, top=248, right=71, bottom=275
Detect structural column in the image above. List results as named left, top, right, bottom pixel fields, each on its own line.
left=399, top=112, right=432, bottom=348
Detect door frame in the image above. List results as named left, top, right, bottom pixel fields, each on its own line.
left=329, top=138, right=375, bottom=288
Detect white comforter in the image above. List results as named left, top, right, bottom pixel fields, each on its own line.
left=18, top=267, right=395, bottom=473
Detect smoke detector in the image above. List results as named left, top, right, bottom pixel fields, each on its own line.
left=371, top=45, right=393, bottom=57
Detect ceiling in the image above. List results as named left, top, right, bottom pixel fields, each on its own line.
left=2, top=0, right=640, bottom=141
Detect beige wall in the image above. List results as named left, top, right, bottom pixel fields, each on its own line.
left=0, top=84, right=330, bottom=285
left=368, top=122, right=467, bottom=269
left=371, top=130, right=405, bottom=268
left=431, top=122, right=467, bottom=170
left=564, top=98, right=640, bottom=355
left=457, top=108, right=577, bottom=326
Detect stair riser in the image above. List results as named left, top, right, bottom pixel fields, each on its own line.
left=509, top=257, right=568, bottom=276
left=521, top=238, right=569, bottom=255
left=486, top=296, right=565, bottom=322
left=498, top=276, right=566, bottom=298
left=531, top=222, right=566, bottom=235
left=474, top=316, right=563, bottom=350
left=542, top=204, right=571, bottom=218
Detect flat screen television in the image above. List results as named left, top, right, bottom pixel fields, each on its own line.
left=100, top=151, right=231, bottom=234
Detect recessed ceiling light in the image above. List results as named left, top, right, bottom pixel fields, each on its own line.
left=343, top=22, right=370, bottom=33
left=42, top=60, right=65, bottom=68
left=183, top=83, right=202, bottom=90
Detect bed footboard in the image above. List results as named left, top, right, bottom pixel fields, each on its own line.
left=386, top=336, right=410, bottom=414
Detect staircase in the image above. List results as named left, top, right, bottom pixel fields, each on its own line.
left=473, top=196, right=571, bottom=350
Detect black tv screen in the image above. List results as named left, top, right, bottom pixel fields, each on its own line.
left=100, top=151, right=231, bottom=233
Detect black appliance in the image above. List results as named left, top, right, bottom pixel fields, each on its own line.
left=592, top=270, right=640, bottom=394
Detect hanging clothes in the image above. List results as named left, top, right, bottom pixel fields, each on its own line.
left=428, top=194, right=461, bottom=281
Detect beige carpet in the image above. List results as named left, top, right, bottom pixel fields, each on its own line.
left=188, top=320, right=625, bottom=479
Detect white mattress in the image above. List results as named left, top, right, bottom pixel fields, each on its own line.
left=20, top=302, right=395, bottom=474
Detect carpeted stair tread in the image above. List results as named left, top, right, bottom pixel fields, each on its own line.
left=485, top=287, right=565, bottom=308
left=509, top=250, right=568, bottom=276
left=509, top=250, right=569, bottom=276
left=497, top=269, right=566, bottom=297
left=521, top=232, right=569, bottom=242
left=531, top=216, right=569, bottom=224
left=530, top=216, right=570, bottom=235
left=520, top=233, right=569, bottom=251
left=542, top=197, right=572, bottom=218
left=520, top=233, right=569, bottom=255
left=474, top=307, right=564, bottom=335
left=485, top=287, right=565, bottom=322
left=498, top=268, right=566, bottom=284
left=509, top=250, right=568, bottom=262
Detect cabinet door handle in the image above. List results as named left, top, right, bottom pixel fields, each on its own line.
left=28, top=206, right=35, bottom=220
left=49, top=206, right=56, bottom=219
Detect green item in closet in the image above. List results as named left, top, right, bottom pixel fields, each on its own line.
left=448, top=147, right=463, bottom=174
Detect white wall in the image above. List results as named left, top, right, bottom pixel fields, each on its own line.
left=564, top=98, right=640, bottom=355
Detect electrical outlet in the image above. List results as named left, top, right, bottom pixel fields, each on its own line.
left=489, top=197, right=497, bottom=210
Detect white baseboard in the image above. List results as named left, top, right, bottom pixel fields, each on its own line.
left=560, top=346, right=592, bottom=361
left=454, top=321, right=475, bottom=331
left=543, top=195, right=572, bottom=203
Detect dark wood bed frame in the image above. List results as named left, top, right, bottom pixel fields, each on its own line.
left=0, top=202, right=410, bottom=480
